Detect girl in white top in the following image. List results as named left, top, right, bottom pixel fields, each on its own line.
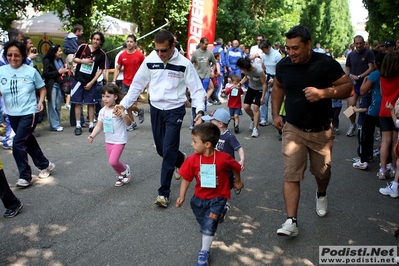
left=88, top=84, right=132, bottom=187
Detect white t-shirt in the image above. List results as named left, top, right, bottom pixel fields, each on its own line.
left=261, top=48, right=282, bottom=75
left=250, top=45, right=263, bottom=66
left=114, top=50, right=124, bottom=81
left=98, top=107, right=128, bottom=144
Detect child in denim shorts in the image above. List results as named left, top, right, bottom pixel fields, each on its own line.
left=176, top=123, right=244, bottom=266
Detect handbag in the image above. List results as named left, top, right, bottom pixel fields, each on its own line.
left=60, top=71, right=74, bottom=94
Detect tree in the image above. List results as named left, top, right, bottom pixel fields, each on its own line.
left=300, top=0, right=353, bottom=56
left=0, top=1, right=42, bottom=30
left=363, top=0, right=399, bottom=43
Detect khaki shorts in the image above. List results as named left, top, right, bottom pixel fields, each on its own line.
left=282, top=122, right=334, bottom=182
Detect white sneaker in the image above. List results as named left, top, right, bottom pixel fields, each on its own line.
left=126, top=122, right=137, bottom=131
left=379, top=182, right=399, bottom=198
left=352, top=161, right=368, bottom=170
left=115, top=165, right=131, bottom=187
left=38, top=162, right=55, bottom=179
left=249, top=121, right=254, bottom=130
left=16, top=179, right=31, bottom=187
left=316, top=192, right=328, bottom=217
left=277, top=218, right=298, bottom=236
left=174, top=152, right=187, bottom=180
left=259, top=120, right=268, bottom=126
left=346, top=124, right=357, bottom=137
left=251, top=128, right=258, bottom=138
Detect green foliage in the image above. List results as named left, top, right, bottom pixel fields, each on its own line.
left=0, top=1, right=42, bottom=30
left=2, top=0, right=354, bottom=58
left=300, top=0, right=353, bottom=57
left=101, top=35, right=127, bottom=68
left=363, top=0, right=399, bottom=43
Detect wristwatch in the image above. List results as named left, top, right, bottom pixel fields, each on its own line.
left=358, top=75, right=361, bottom=79
left=197, top=110, right=205, bottom=116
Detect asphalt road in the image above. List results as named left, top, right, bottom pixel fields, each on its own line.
left=0, top=100, right=398, bottom=266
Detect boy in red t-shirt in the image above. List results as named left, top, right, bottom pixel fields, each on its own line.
left=221, top=74, right=244, bottom=133
left=176, top=123, right=244, bottom=266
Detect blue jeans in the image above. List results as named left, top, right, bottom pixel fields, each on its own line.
left=260, top=88, right=272, bottom=122
left=9, top=114, right=50, bottom=182
left=228, top=68, right=241, bottom=77
left=3, top=115, right=12, bottom=146
left=150, top=104, right=186, bottom=197
left=48, top=83, right=63, bottom=130
left=190, top=196, right=227, bottom=236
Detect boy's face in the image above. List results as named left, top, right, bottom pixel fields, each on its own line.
left=232, top=80, right=240, bottom=87
left=191, top=134, right=208, bottom=154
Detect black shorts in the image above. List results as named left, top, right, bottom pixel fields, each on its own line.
left=243, top=87, right=262, bottom=106
left=379, top=116, right=398, bottom=132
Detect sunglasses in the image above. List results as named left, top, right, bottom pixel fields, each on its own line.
left=257, top=39, right=263, bottom=41
left=154, top=47, right=170, bottom=53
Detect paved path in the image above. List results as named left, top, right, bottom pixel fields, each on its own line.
left=1, top=101, right=398, bottom=265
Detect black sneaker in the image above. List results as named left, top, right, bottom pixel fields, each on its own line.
left=74, top=127, right=82, bottom=136
left=89, top=127, right=94, bottom=133
left=4, top=203, right=24, bottom=218
left=234, top=125, right=239, bottom=133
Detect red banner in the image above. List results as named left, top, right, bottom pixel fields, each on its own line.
left=186, top=0, right=218, bottom=60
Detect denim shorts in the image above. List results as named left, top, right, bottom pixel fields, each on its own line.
left=229, top=108, right=241, bottom=117
left=190, top=196, right=227, bottom=236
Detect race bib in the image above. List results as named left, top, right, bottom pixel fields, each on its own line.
left=103, top=117, right=114, bottom=133
left=200, top=164, right=216, bottom=188
left=231, top=88, right=239, bottom=96
left=80, top=63, right=94, bottom=75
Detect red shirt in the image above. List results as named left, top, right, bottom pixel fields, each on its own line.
left=225, top=86, right=244, bottom=109
left=178, top=151, right=241, bottom=200
left=379, top=76, right=399, bottom=117
left=117, top=50, right=145, bottom=86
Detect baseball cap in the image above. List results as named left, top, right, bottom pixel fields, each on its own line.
left=202, top=108, right=230, bottom=125
left=384, top=40, right=395, bottom=47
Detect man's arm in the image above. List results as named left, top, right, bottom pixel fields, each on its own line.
left=271, top=77, right=285, bottom=130
left=303, top=74, right=354, bottom=102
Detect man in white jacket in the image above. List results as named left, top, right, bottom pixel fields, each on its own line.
left=117, top=30, right=206, bottom=208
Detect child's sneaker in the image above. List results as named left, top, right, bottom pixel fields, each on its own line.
left=38, top=162, right=55, bottom=178
left=196, top=250, right=210, bottom=266
left=115, top=165, right=131, bottom=187
left=218, top=203, right=230, bottom=223
left=234, top=125, right=239, bottom=133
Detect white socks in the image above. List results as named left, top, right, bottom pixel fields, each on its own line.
left=201, top=234, right=214, bottom=251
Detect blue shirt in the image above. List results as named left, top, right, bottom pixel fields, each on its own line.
left=0, top=64, right=45, bottom=116
left=366, top=70, right=381, bottom=117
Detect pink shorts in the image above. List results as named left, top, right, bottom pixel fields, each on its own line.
left=281, top=123, right=334, bottom=182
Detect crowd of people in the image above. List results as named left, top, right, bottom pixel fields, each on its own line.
left=1, top=23, right=399, bottom=266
